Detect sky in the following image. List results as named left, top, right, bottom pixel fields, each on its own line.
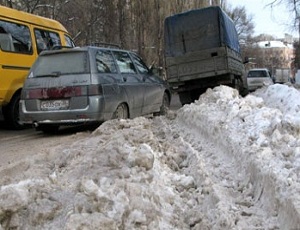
left=1, top=83, right=300, bottom=229
left=230, top=0, right=297, bottom=38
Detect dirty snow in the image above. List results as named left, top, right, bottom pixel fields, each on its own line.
left=1, top=84, right=300, bottom=229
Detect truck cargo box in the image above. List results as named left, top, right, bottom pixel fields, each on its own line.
left=164, top=6, right=241, bottom=57
left=274, top=68, right=290, bottom=83
left=164, top=6, right=248, bottom=104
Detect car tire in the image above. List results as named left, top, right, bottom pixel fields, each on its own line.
left=2, top=93, right=24, bottom=130
left=112, top=103, right=129, bottom=119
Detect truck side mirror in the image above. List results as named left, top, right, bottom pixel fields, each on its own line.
left=243, top=57, right=249, bottom=64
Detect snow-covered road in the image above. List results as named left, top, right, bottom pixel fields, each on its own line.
left=0, top=84, right=300, bottom=229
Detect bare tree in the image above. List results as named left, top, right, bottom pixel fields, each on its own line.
left=266, top=0, right=300, bottom=71
left=222, top=5, right=254, bottom=45
left=266, top=0, right=300, bottom=37
left=0, top=0, right=239, bottom=69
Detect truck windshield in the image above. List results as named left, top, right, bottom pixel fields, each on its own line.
left=33, top=51, right=89, bottom=77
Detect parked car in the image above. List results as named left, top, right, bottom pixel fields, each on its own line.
left=246, top=68, right=274, bottom=91
left=19, top=46, right=171, bottom=133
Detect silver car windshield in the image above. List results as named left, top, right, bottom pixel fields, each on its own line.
left=248, top=71, right=268, bottom=78
left=33, top=51, right=89, bottom=77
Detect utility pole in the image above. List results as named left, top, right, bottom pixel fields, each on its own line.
left=7, top=0, right=13, bottom=8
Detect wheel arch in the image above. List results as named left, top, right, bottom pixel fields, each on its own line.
left=112, top=101, right=130, bottom=119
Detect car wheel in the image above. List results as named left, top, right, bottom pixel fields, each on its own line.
left=112, top=103, right=129, bottom=119
left=2, top=93, right=24, bottom=130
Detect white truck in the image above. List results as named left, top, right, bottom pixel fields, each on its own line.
left=274, top=68, right=290, bottom=84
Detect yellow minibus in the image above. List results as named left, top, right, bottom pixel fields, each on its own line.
left=0, top=5, right=75, bottom=129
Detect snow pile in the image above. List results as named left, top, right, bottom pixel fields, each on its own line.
left=1, top=83, right=300, bottom=229
left=0, top=118, right=197, bottom=229
left=177, top=84, right=300, bottom=229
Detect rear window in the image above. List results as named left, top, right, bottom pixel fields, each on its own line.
left=32, top=51, right=89, bottom=77
left=247, top=70, right=268, bottom=78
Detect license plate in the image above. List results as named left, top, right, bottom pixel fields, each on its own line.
left=41, top=100, right=69, bottom=111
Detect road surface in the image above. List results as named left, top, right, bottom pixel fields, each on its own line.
left=0, top=93, right=182, bottom=167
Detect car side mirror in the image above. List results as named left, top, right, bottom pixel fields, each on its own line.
left=150, top=66, right=163, bottom=77
left=148, top=64, right=154, bottom=74
left=148, top=60, right=156, bottom=73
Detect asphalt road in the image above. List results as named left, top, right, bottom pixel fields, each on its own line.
left=0, top=93, right=181, bottom=132
left=0, top=93, right=182, bottom=167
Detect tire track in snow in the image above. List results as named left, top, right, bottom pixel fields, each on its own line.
left=153, top=110, right=279, bottom=229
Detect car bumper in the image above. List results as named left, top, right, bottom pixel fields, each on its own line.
left=19, top=97, right=112, bottom=125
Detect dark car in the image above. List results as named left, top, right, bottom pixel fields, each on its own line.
left=19, top=46, right=171, bottom=133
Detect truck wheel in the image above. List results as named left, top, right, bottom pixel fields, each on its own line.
left=154, top=92, right=170, bottom=116
left=191, top=89, right=206, bottom=101
left=232, top=78, right=241, bottom=91
left=178, top=92, right=192, bottom=105
left=2, top=93, right=24, bottom=130
left=239, top=86, right=249, bottom=97
left=233, top=77, right=249, bottom=96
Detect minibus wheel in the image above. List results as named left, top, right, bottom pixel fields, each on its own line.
left=2, top=93, right=24, bottom=130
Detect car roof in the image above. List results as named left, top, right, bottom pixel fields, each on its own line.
left=248, top=68, right=269, bottom=71
left=39, top=46, right=131, bottom=56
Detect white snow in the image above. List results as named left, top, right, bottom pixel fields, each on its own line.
left=1, top=83, right=300, bottom=229
left=257, top=40, right=291, bottom=48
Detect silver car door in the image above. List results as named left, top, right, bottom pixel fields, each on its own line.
left=130, top=52, right=163, bottom=115
left=112, top=51, right=145, bottom=117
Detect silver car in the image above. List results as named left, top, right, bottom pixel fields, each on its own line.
left=247, top=68, right=274, bottom=91
left=20, top=46, right=171, bottom=133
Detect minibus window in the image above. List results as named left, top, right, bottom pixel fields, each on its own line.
left=34, top=29, right=62, bottom=54
left=64, top=35, right=75, bottom=47
left=0, top=20, right=32, bottom=54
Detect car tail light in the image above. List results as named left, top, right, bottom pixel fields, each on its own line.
left=23, top=86, right=88, bottom=99
left=88, top=84, right=103, bottom=96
